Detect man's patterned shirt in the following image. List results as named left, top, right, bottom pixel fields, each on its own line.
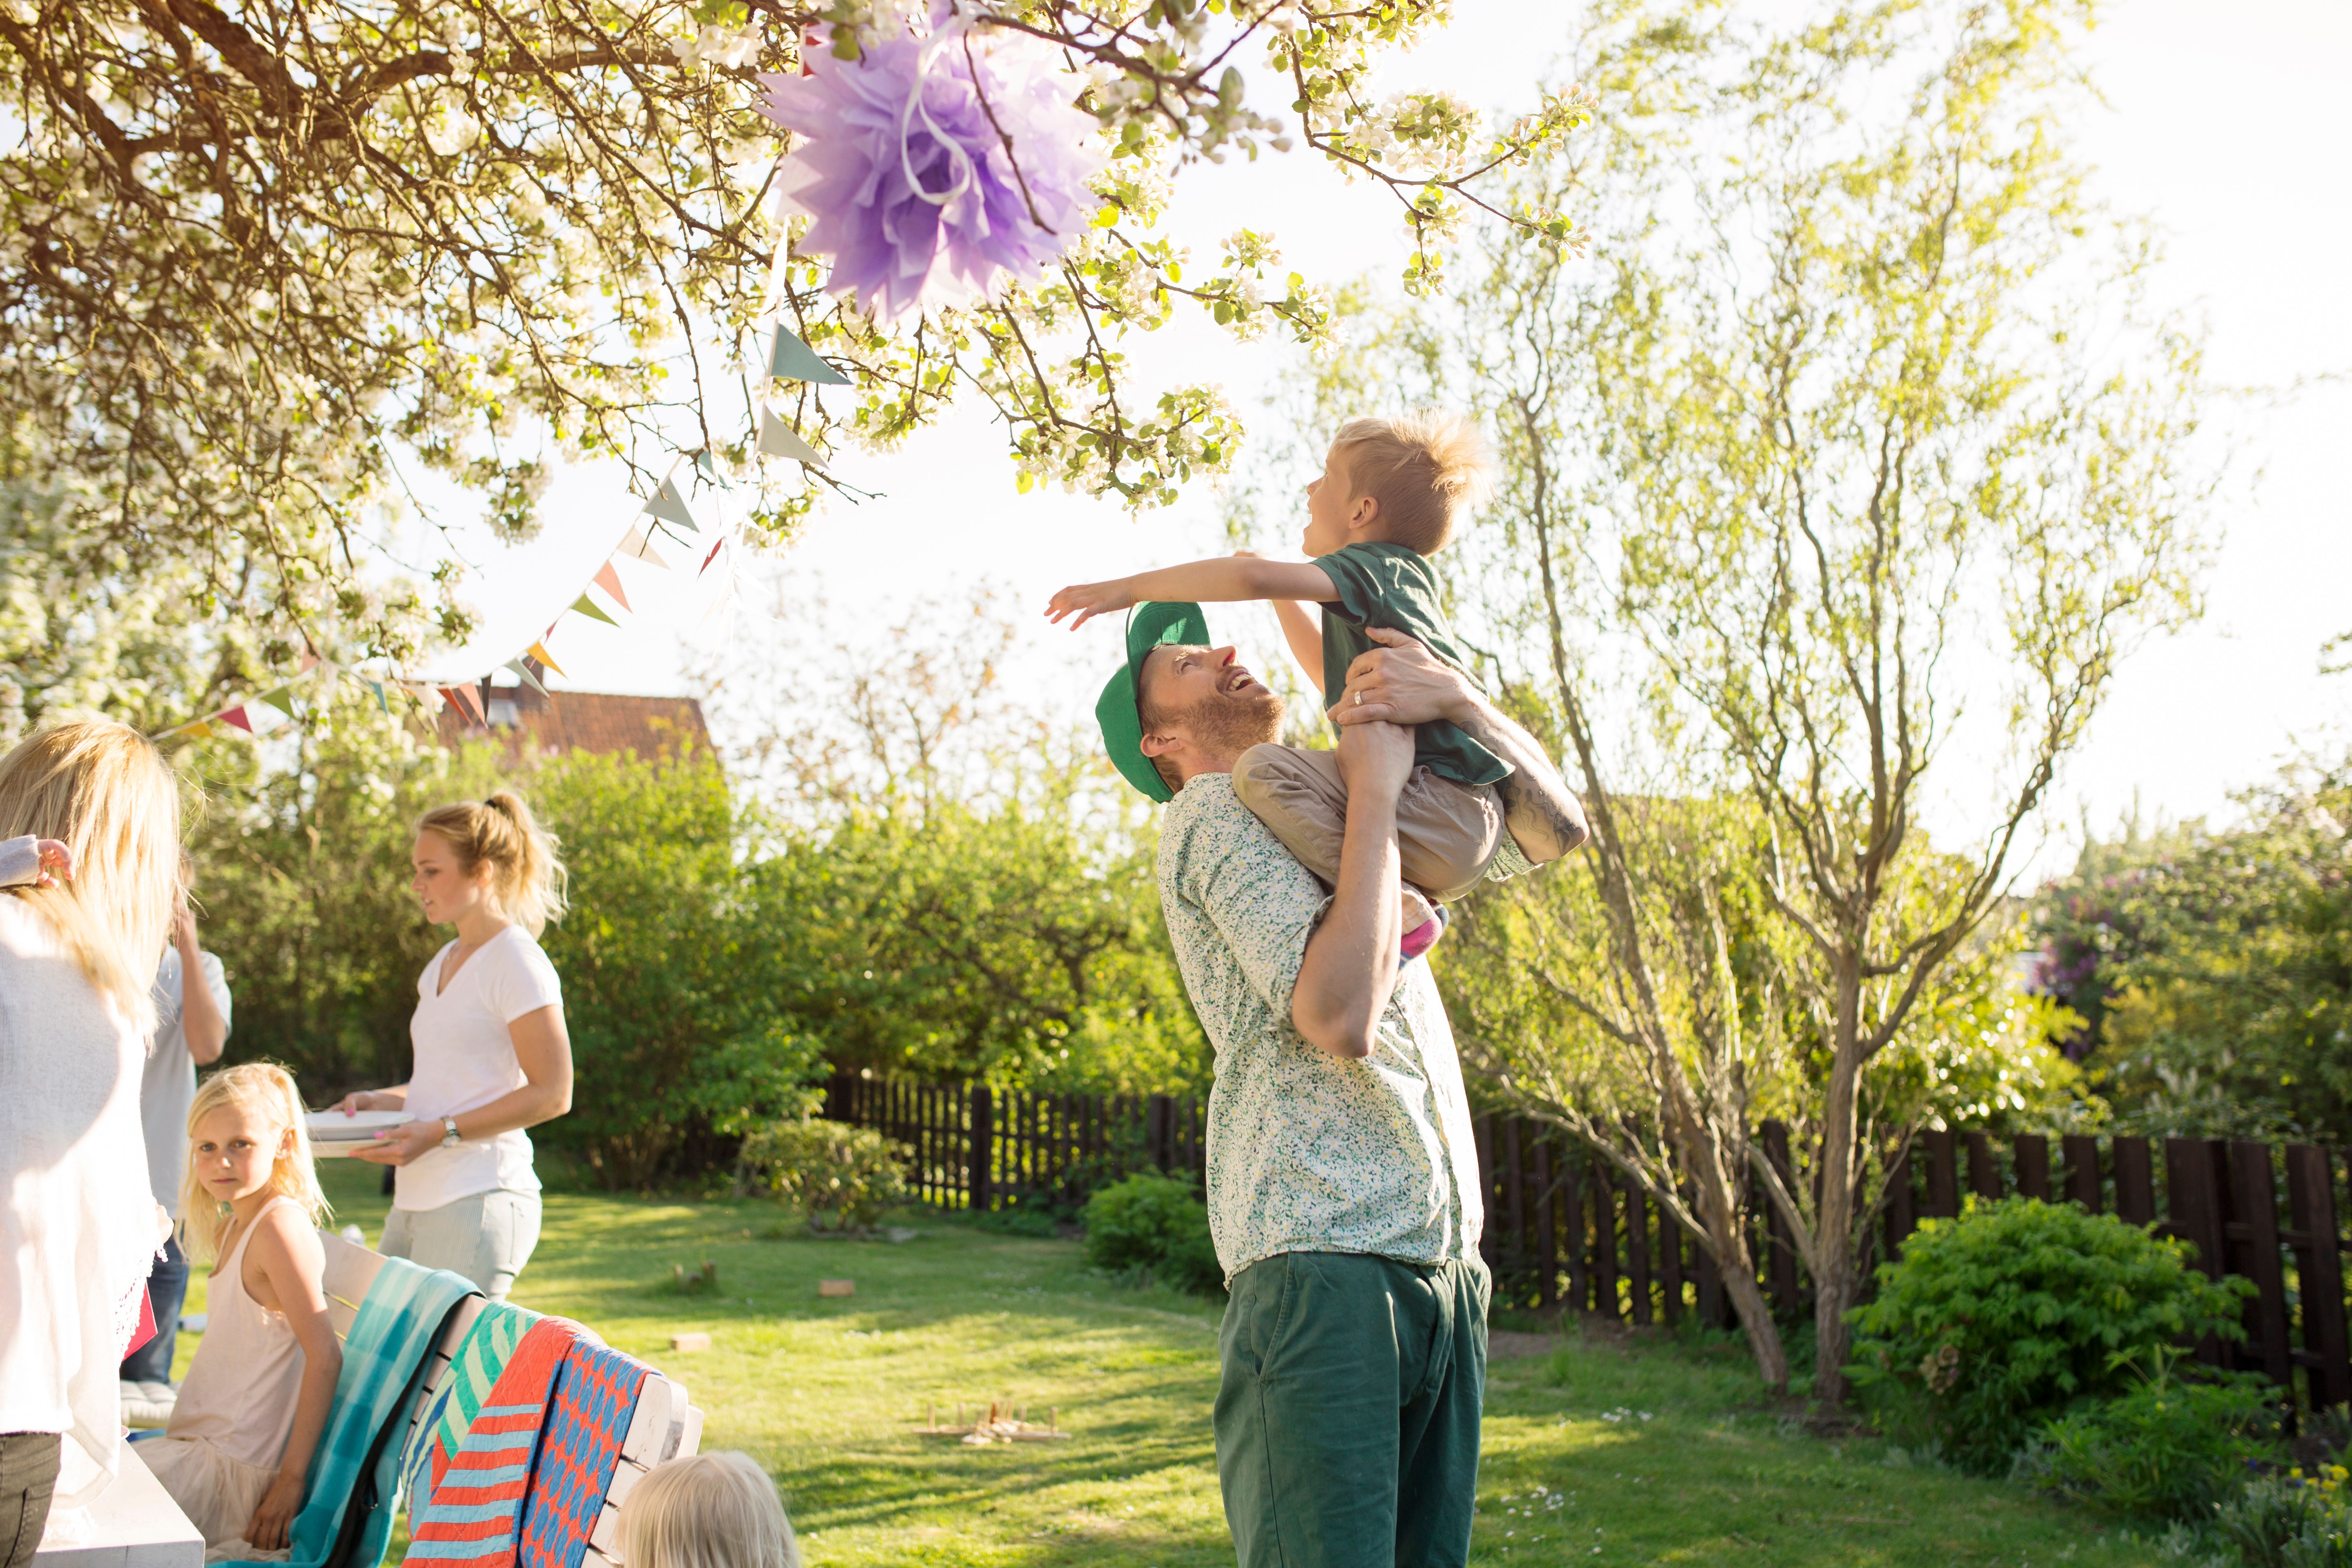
left=1156, top=772, right=1485, bottom=1284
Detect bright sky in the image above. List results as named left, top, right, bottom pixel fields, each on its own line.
left=421, top=0, right=2352, bottom=883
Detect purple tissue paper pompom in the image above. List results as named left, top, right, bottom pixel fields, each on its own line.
left=758, top=11, right=1107, bottom=322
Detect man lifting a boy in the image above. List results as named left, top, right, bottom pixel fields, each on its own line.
left=1056, top=413, right=1588, bottom=1568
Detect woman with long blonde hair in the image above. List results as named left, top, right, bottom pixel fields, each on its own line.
left=333, top=791, right=573, bottom=1300
left=140, top=1064, right=341, bottom=1557
left=0, top=720, right=182, bottom=1559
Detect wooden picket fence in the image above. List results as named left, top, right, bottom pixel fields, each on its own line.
left=1464, top=1119, right=2352, bottom=1411
left=827, top=1072, right=2352, bottom=1409
left=824, top=1072, right=1205, bottom=1214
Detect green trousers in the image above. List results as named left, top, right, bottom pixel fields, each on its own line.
left=1214, top=1252, right=1490, bottom=1568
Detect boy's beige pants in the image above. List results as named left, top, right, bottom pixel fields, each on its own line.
left=1233, top=743, right=1504, bottom=903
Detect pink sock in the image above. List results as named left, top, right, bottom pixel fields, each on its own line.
left=1400, top=905, right=1448, bottom=960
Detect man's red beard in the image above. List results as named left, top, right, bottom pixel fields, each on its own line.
left=1167, top=681, right=1286, bottom=758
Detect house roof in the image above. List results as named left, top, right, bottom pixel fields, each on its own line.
left=436, top=680, right=711, bottom=761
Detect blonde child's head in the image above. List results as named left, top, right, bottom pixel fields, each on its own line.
left=1325, top=411, right=1495, bottom=556
left=619, top=1452, right=801, bottom=1568
left=180, top=1063, right=330, bottom=1262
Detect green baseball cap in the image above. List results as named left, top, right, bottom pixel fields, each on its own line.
left=1095, top=601, right=1212, bottom=804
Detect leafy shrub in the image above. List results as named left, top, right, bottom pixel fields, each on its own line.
left=1846, top=1196, right=2251, bottom=1470
left=2215, top=1469, right=2352, bottom=1568
left=1080, top=1172, right=1224, bottom=1296
left=739, top=1117, right=911, bottom=1234
left=2014, top=1355, right=2278, bottom=1519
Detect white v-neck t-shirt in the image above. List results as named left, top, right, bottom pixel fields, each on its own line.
left=394, top=926, right=563, bottom=1213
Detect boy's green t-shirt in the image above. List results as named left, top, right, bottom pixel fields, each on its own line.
left=1314, top=541, right=1509, bottom=789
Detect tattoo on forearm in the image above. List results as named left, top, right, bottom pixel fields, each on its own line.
left=1462, top=705, right=1589, bottom=858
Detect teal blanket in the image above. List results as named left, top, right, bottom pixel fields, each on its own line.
left=221, top=1256, right=478, bottom=1568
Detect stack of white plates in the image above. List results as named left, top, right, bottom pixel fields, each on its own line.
left=304, top=1110, right=406, bottom=1158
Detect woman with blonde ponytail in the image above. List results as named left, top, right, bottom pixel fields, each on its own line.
left=0, top=721, right=182, bottom=1557
left=331, top=791, right=572, bottom=1299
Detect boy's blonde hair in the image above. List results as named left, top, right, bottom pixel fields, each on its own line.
left=1330, top=411, right=1495, bottom=555
left=619, top=1452, right=801, bottom=1568
left=0, top=720, right=182, bottom=1035
left=179, top=1062, right=331, bottom=1263
left=416, top=790, right=568, bottom=937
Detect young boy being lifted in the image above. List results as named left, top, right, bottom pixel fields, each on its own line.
left=1046, top=411, right=1575, bottom=954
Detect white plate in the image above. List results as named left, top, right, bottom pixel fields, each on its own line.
left=305, top=1111, right=406, bottom=1152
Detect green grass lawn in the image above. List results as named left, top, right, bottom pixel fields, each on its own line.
left=171, top=1161, right=2147, bottom=1566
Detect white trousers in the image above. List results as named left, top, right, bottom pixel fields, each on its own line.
left=378, top=1189, right=542, bottom=1302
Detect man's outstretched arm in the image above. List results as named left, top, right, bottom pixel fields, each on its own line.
left=1334, top=626, right=1590, bottom=862
left=1289, top=718, right=1417, bottom=1058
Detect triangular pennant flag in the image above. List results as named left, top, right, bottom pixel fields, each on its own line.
left=758, top=409, right=825, bottom=466
left=295, top=651, right=321, bottom=674
left=769, top=325, right=852, bottom=385
left=218, top=707, right=253, bottom=734
left=505, top=659, right=549, bottom=698
left=440, top=685, right=486, bottom=726
left=527, top=641, right=568, bottom=678
left=367, top=679, right=390, bottom=716
left=186, top=720, right=216, bottom=741
left=568, top=593, right=620, bottom=628
left=700, top=534, right=727, bottom=578
left=591, top=560, right=633, bottom=614
left=254, top=685, right=296, bottom=718
left=693, top=448, right=732, bottom=489
left=642, top=476, right=696, bottom=531
left=699, top=544, right=744, bottom=629
left=617, top=525, right=671, bottom=570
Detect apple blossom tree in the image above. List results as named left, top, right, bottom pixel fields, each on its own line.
left=0, top=0, right=1593, bottom=677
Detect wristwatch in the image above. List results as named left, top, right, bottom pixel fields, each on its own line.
left=440, top=1117, right=461, bottom=1148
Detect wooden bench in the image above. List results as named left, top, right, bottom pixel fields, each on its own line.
left=317, top=1233, right=704, bottom=1567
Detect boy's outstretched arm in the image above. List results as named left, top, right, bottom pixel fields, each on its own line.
left=1046, top=555, right=1335, bottom=630
left=1234, top=552, right=1329, bottom=700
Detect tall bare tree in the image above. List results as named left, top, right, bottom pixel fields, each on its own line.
left=1309, top=0, right=2213, bottom=1398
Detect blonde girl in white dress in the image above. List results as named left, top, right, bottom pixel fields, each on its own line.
left=142, top=1065, right=342, bottom=1562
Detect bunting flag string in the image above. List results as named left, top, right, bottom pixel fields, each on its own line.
left=758, top=409, right=825, bottom=467
left=152, top=424, right=786, bottom=743
left=642, top=473, right=697, bottom=533
left=768, top=324, right=851, bottom=386
left=616, top=525, right=669, bottom=569
left=567, top=592, right=621, bottom=628
left=440, top=684, right=488, bottom=726
left=590, top=560, right=633, bottom=614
